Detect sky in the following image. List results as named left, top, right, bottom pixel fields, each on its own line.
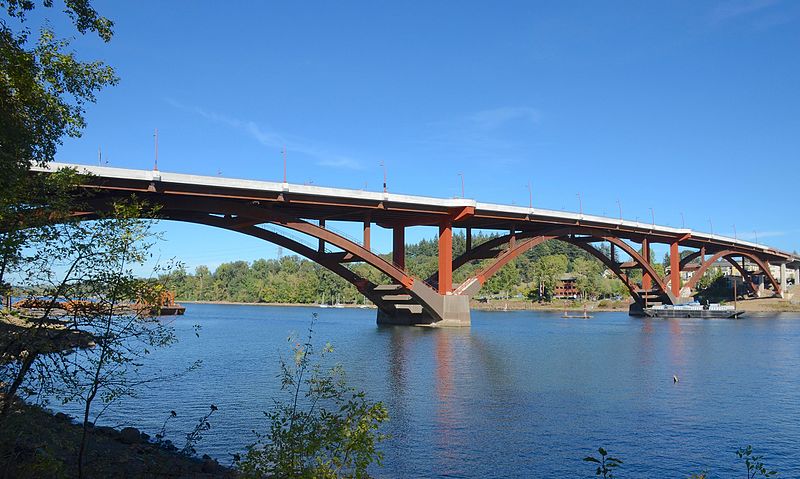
left=35, top=0, right=800, bottom=271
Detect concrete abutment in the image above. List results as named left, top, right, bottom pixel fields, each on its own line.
left=376, top=294, right=470, bottom=327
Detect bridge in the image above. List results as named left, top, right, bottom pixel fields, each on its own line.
left=34, top=163, right=800, bottom=327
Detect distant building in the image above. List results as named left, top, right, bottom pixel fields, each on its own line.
left=554, top=274, right=579, bottom=299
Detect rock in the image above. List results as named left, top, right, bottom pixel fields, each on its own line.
left=95, top=426, right=118, bottom=436
left=200, top=457, right=219, bottom=474
left=140, top=432, right=150, bottom=442
left=119, top=427, right=142, bottom=444
left=54, top=412, right=71, bottom=421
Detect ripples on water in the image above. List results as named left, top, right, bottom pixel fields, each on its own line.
left=56, top=304, right=800, bottom=477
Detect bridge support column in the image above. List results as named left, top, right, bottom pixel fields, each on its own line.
left=670, top=242, right=680, bottom=297
left=641, top=238, right=652, bottom=291
left=780, top=263, right=787, bottom=298
left=392, top=226, right=405, bottom=269
left=466, top=227, right=472, bottom=252
left=438, top=220, right=453, bottom=294
left=363, top=220, right=370, bottom=250
left=318, top=219, right=325, bottom=252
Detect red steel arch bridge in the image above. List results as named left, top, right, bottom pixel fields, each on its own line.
left=34, top=163, right=800, bottom=327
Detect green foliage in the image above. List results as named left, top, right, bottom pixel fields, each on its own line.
left=2, top=0, right=116, bottom=309
left=238, top=315, right=389, bottom=478
left=582, top=446, right=780, bottom=478
left=0, top=199, right=197, bottom=478
left=531, top=254, right=568, bottom=300
left=181, top=405, right=218, bottom=457
left=737, top=445, right=777, bottom=478
left=697, top=268, right=725, bottom=292
left=165, top=235, right=637, bottom=304
left=1, top=0, right=116, bottom=176
left=584, top=447, right=623, bottom=478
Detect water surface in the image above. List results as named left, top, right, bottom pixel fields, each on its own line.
left=68, top=304, right=800, bottom=477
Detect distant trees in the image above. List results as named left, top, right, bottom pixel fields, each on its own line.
left=165, top=237, right=644, bottom=304
left=531, top=254, right=569, bottom=300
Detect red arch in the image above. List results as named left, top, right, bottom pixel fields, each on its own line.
left=684, top=249, right=781, bottom=294
left=453, top=230, right=674, bottom=304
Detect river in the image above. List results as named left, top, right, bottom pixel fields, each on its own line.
left=63, top=304, right=800, bottom=477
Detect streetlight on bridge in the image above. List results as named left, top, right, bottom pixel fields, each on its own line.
left=680, top=212, right=685, bottom=229
left=649, top=207, right=655, bottom=227
left=282, top=146, right=287, bottom=183
left=576, top=193, right=582, bottom=215
left=526, top=182, right=533, bottom=209
left=380, top=161, right=387, bottom=193
left=708, top=219, right=714, bottom=236
left=616, top=199, right=622, bottom=220
left=458, top=173, right=465, bottom=198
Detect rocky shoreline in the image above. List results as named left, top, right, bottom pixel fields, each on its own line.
left=0, top=400, right=235, bottom=478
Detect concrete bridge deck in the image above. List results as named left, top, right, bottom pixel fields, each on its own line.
left=33, top=162, right=800, bottom=326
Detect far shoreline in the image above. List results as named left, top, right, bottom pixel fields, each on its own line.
left=178, top=297, right=800, bottom=313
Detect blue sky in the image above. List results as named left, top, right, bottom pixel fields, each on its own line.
left=45, top=0, right=800, bottom=271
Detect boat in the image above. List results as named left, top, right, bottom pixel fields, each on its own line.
left=332, top=295, right=344, bottom=308
left=318, top=292, right=330, bottom=308
left=146, top=290, right=185, bottom=316
left=644, top=302, right=743, bottom=319
left=358, top=295, right=370, bottom=308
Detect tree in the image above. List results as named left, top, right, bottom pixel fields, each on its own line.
left=532, top=254, right=568, bottom=300
left=0, top=200, right=195, bottom=478
left=1, top=0, right=116, bottom=174
left=573, top=257, right=603, bottom=300
left=1, top=0, right=117, bottom=298
left=483, top=260, right=520, bottom=298
left=238, top=316, right=388, bottom=478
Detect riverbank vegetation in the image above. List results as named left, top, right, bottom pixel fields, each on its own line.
left=584, top=446, right=778, bottom=478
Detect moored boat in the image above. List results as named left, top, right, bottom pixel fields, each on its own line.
left=644, top=303, right=743, bottom=319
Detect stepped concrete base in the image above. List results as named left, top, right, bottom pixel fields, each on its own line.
left=376, top=295, right=471, bottom=327
left=628, top=303, right=646, bottom=317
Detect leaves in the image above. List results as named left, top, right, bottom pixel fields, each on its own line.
left=238, top=317, right=389, bottom=478
left=583, top=447, right=621, bottom=479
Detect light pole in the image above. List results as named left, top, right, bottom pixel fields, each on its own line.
left=709, top=219, right=714, bottom=236
left=616, top=199, right=622, bottom=220
left=753, top=230, right=759, bottom=244
left=282, top=146, right=287, bottom=183
left=680, top=212, right=685, bottom=229
left=577, top=193, right=582, bottom=215
left=380, top=161, right=387, bottom=193
left=153, top=128, right=159, bottom=171
left=649, top=207, right=655, bottom=227
left=458, top=173, right=465, bottom=198
left=732, top=224, right=738, bottom=241
left=526, top=182, right=533, bottom=209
